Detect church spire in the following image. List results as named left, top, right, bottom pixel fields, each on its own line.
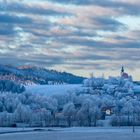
left=121, top=66, right=124, bottom=73
left=121, top=66, right=124, bottom=76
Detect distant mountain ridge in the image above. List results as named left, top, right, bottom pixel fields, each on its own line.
left=0, top=65, right=85, bottom=85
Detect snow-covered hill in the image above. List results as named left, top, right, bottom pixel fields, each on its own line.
left=0, top=65, right=85, bottom=85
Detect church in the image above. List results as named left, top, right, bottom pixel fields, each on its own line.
left=120, top=66, right=132, bottom=80
left=121, top=66, right=140, bottom=96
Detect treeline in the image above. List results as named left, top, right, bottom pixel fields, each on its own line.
left=0, top=80, right=25, bottom=93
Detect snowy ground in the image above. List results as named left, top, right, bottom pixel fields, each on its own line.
left=26, top=84, right=140, bottom=97
left=26, top=84, right=83, bottom=96
left=0, top=127, right=140, bottom=140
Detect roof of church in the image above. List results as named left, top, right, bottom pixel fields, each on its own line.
left=122, top=72, right=129, bottom=78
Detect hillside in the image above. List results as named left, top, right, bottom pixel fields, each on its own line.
left=0, top=65, right=85, bottom=85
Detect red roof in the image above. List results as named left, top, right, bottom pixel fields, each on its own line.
left=122, top=73, right=129, bottom=78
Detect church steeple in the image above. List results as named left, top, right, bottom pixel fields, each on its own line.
left=121, top=66, right=124, bottom=73
left=121, top=66, right=124, bottom=76
left=120, top=66, right=130, bottom=79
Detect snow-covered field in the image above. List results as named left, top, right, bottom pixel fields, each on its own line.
left=0, top=127, right=140, bottom=140
left=26, top=84, right=83, bottom=96
left=26, top=83, right=140, bottom=97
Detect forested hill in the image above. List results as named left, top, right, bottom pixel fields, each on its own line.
left=0, top=65, right=85, bottom=85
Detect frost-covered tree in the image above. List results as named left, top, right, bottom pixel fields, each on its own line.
left=76, top=97, right=101, bottom=126
left=83, top=78, right=104, bottom=90
left=63, top=102, right=76, bottom=127
left=14, top=104, right=31, bottom=123
left=0, top=80, right=25, bottom=93
left=121, top=100, right=134, bottom=126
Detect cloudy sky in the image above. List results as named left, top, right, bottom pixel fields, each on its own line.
left=0, top=0, right=140, bottom=79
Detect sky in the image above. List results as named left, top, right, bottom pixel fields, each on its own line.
left=0, top=0, right=140, bottom=80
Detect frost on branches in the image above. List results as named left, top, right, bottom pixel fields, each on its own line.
left=0, top=76, right=140, bottom=127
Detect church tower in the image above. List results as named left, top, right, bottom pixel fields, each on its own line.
left=120, top=66, right=129, bottom=79
left=121, top=66, right=124, bottom=77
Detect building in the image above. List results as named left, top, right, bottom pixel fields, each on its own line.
left=121, top=66, right=129, bottom=79
left=101, top=106, right=115, bottom=119
left=121, top=66, right=132, bottom=80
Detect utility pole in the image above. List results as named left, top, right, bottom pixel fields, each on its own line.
left=132, top=110, right=135, bottom=133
